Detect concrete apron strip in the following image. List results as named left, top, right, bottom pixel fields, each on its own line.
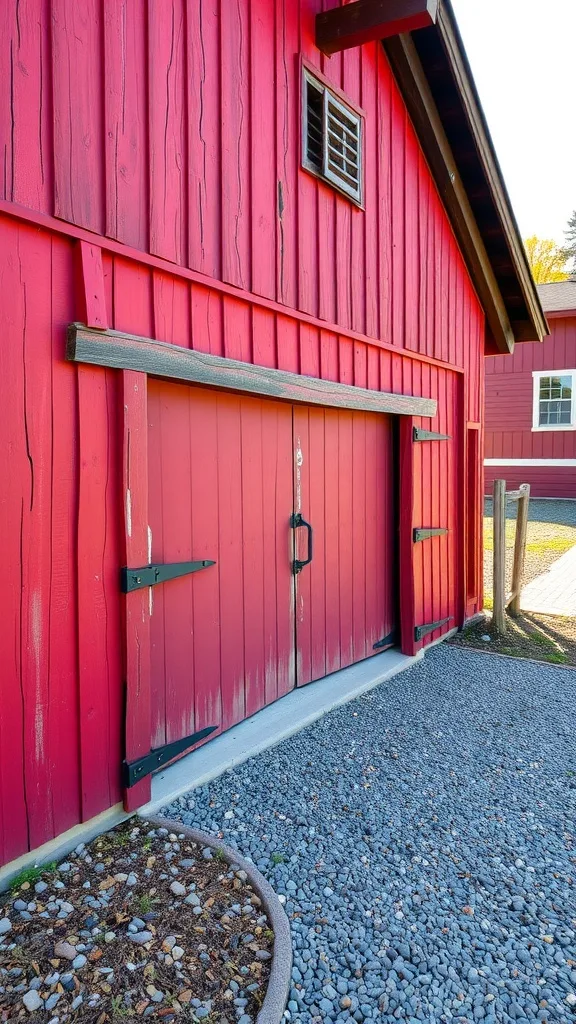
left=0, top=803, right=128, bottom=893
left=0, top=647, right=420, bottom=890
left=140, top=647, right=422, bottom=817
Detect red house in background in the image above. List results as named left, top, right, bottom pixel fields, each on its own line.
left=485, top=280, right=576, bottom=499
left=0, top=0, right=546, bottom=874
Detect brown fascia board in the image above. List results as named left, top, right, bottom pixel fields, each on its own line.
left=383, top=32, right=515, bottom=353
left=383, top=2, right=547, bottom=349
left=432, top=1, right=547, bottom=344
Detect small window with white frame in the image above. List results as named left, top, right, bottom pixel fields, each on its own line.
left=302, top=67, right=363, bottom=204
left=532, top=369, right=576, bottom=430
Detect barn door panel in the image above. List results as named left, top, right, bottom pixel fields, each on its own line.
left=411, top=370, right=459, bottom=645
left=147, top=381, right=295, bottom=760
left=293, top=406, right=396, bottom=687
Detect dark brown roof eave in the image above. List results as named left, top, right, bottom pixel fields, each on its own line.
left=384, top=0, right=548, bottom=348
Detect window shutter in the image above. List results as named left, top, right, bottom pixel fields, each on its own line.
left=305, top=77, right=324, bottom=173
left=323, top=92, right=362, bottom=201
left=303, top=68, right=362, bottom=204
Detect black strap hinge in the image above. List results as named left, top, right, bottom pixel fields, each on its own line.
left=121, top=559, right=215, bottom=593
left=413, top=528, right=449, bottom=543
left=123, top=726, right=217, bottom=787
left=373, top=629, right=398, bottom=651
left=414, top=616, right=453, bottom=642
left=413, top=427, right=451, bottom=442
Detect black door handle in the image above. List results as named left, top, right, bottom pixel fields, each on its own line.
left=291, top=512, right=313, bottom=575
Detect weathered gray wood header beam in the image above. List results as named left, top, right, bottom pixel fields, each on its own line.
left=67, top=325, right=437, bottom=419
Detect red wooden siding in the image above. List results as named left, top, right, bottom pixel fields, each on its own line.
left=485, top=465, right=576, bottom=501
left=294, top=407, right=396, bottom=683
left=148, top=383, right=295, bottom=748
left=0, top=0, right=484, bottom=375
left=485, top=317, right=576, bottom=497
left=0, top=0, right=487, bottom=868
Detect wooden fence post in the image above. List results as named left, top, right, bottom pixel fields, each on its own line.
left=509, top=483, right=530, bottom=618
left=493, top=478, right=507, bottom=633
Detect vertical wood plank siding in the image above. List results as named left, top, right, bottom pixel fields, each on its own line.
left=0, top=0, right=485, bottom=865
left=0, top=0, right=483, bottom=362
left=485, top=319, right=576, bottom=496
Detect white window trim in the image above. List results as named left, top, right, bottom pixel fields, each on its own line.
left=531, top=369, right=576, bottom=432
left=302, top=67, right=363, bottom=206
left=485, top=458, right=576, bottom=467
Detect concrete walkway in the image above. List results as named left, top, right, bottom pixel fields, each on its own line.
left=521, top=542, right=576, bottom=616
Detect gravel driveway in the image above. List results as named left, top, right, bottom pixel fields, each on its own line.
left=484, top=498, right=576, bottom=602
left=165, top=647, right=576, bottom=1024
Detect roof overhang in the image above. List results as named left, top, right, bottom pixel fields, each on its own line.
left=545, top=308, right=576, bottom=321
left=316, top=0, right=548, bottom=353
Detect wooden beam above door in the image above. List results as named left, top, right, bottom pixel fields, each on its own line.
left=67, top=324, right=437, bottom=419
left=315, top=0, right=438, bottom=56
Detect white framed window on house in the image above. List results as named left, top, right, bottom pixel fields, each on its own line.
left=532, top=369, right=576, bottom=430
left=302, top=65, right=363, bottom=205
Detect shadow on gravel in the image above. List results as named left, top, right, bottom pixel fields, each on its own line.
left=485, top=496, right=576, bottom=527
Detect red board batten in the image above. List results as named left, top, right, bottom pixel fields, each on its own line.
left=152, top=271, right=191, bottom=348
left=275, top=0, right=299, bottom=309
left=363, top=44, right=380, bottom=341
left=344, top=48, right=366, bottom=336
left=250, top=0, right=277, bottom=301
left=49, top=236, right=83, bottom=840
left=191, top=283, right=224, bottom=356
left=77, top=367, right=122, bottom=821
left=104, top=0, right=149, bottom=251
left=78, top=242, right=109, bottom=329
left=220, top=0, right=251, bottom=290
left=0, top=0, right=52, bottom=211
left=52, top=0, right=104, bottom=233
left=187, top=0, right=221, bottom=279
left=240, top=401, right=267, bottom=719
left=148, top=0, right=187, bottom=266
left=0, top=224, right=39, bottom=863
left=216, top=395, right=247, bottom=731
left=122, top=370, right=151, bottom=811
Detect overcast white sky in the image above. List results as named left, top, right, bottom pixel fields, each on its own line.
left=451, top=0, right=576, bottom=245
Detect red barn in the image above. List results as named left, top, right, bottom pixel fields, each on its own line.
left=0, top=0, right=546, bottom=874
left=485, top=280, right=576, bottom=499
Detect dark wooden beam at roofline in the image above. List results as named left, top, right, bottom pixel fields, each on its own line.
left=316, top=0, right=439, bottom=56
left=382, top=33, right=515, bottom=354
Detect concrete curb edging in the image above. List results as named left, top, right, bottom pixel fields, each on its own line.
left=145, top=814, right=292, bottom=1024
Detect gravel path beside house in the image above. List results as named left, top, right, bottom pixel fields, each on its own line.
left=165, top=646, right=576, bottom=1024
left=483, top=498, right=576, bottom=604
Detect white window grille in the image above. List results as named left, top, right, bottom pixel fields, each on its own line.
left=303, top=69, right=362, bottom=204
left=532, top=370, right=576, bottom=430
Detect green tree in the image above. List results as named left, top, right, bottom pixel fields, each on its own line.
left=561, top=210, right=576, bottom=273
left=524, top=235, right=568, bottom=284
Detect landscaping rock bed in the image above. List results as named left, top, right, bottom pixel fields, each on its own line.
left=449, top=611, right=576, bottom=666
left=165, top=646, right=576, bottom=1024
left=0, top=819, right=278, bottom=1022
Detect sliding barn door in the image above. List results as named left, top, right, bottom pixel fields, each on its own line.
left=293, top=406, right=396, bottom=686
left=147, top=381, right=295, bottom=753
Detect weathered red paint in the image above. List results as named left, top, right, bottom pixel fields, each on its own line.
left=0, top=0, right=487, bottom=868
left=485, top=315, right=576, bottom=498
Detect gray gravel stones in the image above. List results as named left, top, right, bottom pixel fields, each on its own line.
left=0, top=920, right=11, bottom=936
left=22, top=989, right=42, bottom=1012
left=166, top=646, right=576, bottom=1024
